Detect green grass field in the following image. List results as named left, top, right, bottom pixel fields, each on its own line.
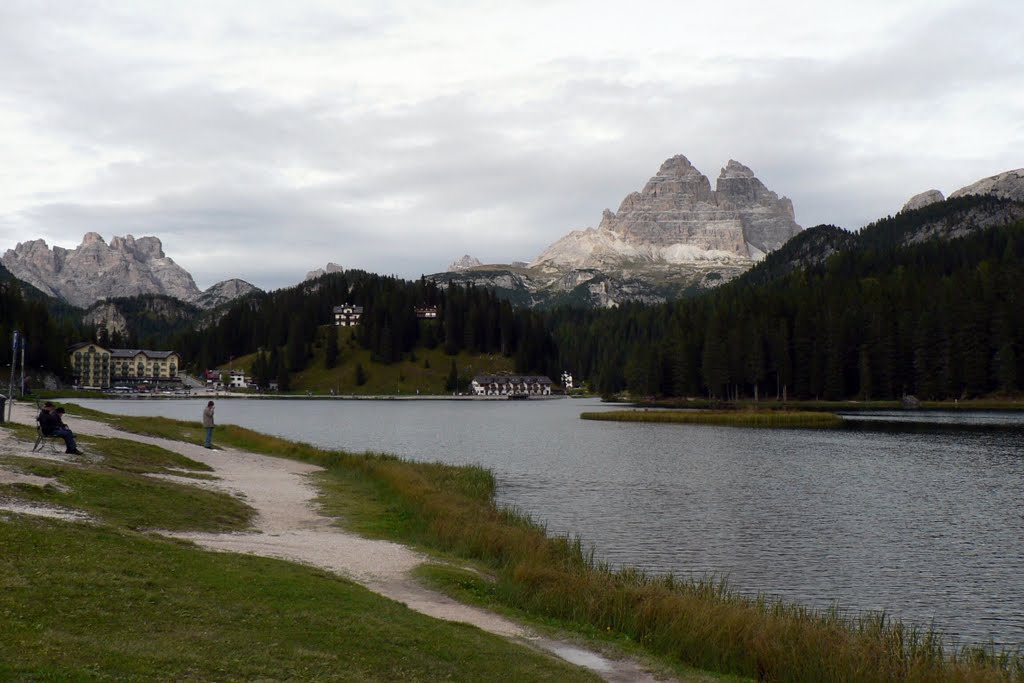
left=0, top=519, right=598, bottom=682
left=0, top=422, right=605, bottom=682
left=224, top=326, right=517, bottom=396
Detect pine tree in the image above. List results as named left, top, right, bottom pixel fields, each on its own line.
left=445, top=358, right=458, bottom=392
left=324, top=327, right=339, bottom=369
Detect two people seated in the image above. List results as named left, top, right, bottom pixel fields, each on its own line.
left=37, top=401, right=84, bottom=455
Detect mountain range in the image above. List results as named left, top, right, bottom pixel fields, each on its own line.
left=1, top=232, right=260, bottom=309
left=2, top=155, right=1023, bottom=319
left=433, top=157, right=1024, bottom=307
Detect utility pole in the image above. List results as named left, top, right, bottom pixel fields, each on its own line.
left=20, top=334, right=26, bottom=399
left=7, top=330, right=19, bottom=421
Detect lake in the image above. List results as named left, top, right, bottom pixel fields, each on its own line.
left=74, top=396, right=1024, bottom=648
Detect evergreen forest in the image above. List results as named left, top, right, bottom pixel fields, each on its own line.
left=170, top=271, right=558, bottom=390
left=3, top=195, right=1024, bottom=402
left=551, top=196, right=1024, bottom=400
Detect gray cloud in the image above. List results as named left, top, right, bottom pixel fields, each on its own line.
left=2, top=1, right=1022, bottom=291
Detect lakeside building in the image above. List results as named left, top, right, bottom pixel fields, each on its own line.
left=470, top=374, right=553, bottom=397
left=68, top=343, right=181, bottom=390
left=204, top=369, right=249, bottom=390
left=333, top=304, right=363, bottom=326
left=414, top=305, right=438, bottom=319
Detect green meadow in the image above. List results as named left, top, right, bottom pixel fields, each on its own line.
left=0, top=424, right=603, bottom=682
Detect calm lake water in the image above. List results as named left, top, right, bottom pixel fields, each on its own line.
left=75, top=397, right=1024, bottom=648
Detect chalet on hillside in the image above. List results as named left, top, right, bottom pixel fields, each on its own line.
left=69, top=342, right=181, bottom=390
left=471, top=374, right=553, bottom=397
left=333, top=303, right=363, bottom=326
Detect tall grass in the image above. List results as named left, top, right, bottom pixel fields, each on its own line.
left=89, top=411, right=1024, bottom=682
left=582, top=409, right=844, bottom=428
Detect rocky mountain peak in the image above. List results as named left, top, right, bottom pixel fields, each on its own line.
left=305, top=262, right=344, bottom=281
left=194, top=278, right=261, bottom=309
left=448, top=255, right=483, bottom=271
left=81, top=232, right=106, bottom=247
left=719, top=160, right=755, bottom=179
left=949, top=168, right=1024, bottom=202
left=898, top=168, right=1024, bottom=215
left=901, top=190, right=945, bottom=213
left=532, top=154, right=801, bottom=271
left=656, top=154, right=706, bottom=179
left=1, top=233, right=202, bottom=308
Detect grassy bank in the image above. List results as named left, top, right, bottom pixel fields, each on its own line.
left=637, top=397, right=1024, bottom=412
left=91, top=410, right=1024, bottom=682
left=580, top=409, right=844, bottom=428
left=0, top=520, right=597, bottom=682
left=0, top=422, right=605, bottom=681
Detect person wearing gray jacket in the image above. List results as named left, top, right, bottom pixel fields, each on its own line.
left=202, top=401, right=215, bottom=448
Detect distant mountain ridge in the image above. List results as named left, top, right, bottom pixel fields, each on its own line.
left=900, top=167, right=1024, bottom=213
left=431, top=154, right=802, bottom=307
left=433, top=160, right=1024, bottom=308
left=741, top=194, right=1024, bottom=291
left=1, top=232, right=260, bottom=309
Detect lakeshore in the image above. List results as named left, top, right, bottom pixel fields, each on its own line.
left=0, top=399, right=674, bottom=682
left=51, top=394, right=1024, bottom=649
left=4, top=399, right=1023, bottom=680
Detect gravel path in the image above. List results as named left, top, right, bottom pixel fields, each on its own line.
left=1, top=400, right=671, bottom=682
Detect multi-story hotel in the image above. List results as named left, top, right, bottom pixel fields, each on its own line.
left=68, top=342, right=181, bottom=390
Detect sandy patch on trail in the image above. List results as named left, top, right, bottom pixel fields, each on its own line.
left=2, top=401, right=667, bottom=682
left=0, top=427, right=85, bottom=520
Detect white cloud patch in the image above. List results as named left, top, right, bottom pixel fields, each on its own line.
left=1, top=0, right=1022, bottom=290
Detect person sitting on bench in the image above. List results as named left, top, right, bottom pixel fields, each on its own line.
left=38, top=402, right=83, bottom=455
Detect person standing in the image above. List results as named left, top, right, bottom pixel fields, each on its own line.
left=202, top=400, right=215, bottom=449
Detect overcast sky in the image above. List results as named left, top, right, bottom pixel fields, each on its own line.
left=2, top=1, right=1022, bottom=291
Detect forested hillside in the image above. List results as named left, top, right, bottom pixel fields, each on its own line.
left=5, top=195, right=1023, bottom=401
left=551, top=196, right=1024, bottom=400
left=173, top=270, right=558, bottom=387
left=0, top=275, right=76, bottom=372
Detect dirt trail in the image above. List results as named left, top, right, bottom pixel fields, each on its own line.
left=1, top=401, right=669, bottom=682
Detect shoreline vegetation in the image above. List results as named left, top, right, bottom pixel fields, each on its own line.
left=581, top=409, right=845, bottom=428
left=631, top=397, right=1024, bottom=412
left=25, top=406, right=1023, bottom=682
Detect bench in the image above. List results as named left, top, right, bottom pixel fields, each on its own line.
left=32, top=401, right=64, bottom=453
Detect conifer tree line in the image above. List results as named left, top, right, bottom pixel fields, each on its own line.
left=172, top=270, right=559, bottom=386
left=0, top=280, right=77, bottom=372
left=550, top=200, right=1024, bottom=400
left=3, top=195, right=1022, bottom=401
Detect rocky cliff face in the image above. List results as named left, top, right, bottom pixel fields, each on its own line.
left=448, top=255, right=483, bottom=271
left=901, top=168, right=1024, bottom=214
left=194, top=278, right=260, bottom=309
left=949, top=168, right=1024, bottom=202
left=531, top=156, right=801, bottom=270
left=81, top=301, right=131, bottom=337
left=1, top=233, right=258, bottom=309
left=304, top=262, right=344, bottom=281
left=433, top=154, right=802, bottom=307
left=901, top=190, right=945, bottom=213
left=2, top=233, right=202, bottom=308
